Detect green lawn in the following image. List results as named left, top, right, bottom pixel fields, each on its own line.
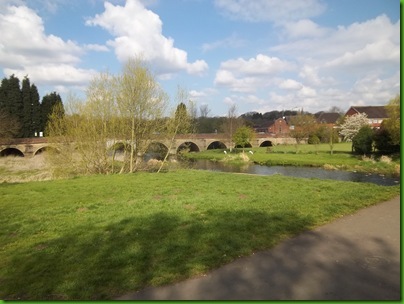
left=0, top=170, right=400, bottom=299
left=183, top=143, right=400, bottom=176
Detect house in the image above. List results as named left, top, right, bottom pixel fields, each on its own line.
left=314, top=112, right=341, bottom=127
left=344, top=106, right=388, bottom=129
left=252, top=117, right=290, bottom=137
left=267, top=117, right=290, bottom=137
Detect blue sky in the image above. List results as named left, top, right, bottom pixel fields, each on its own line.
left=0, top=0, right=400, bottom=116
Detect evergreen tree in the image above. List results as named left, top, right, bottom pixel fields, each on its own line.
left=0, top=77, right=9, bottom=110
left=7, top=75, right=23, bottom=123
left=31, top=84, right=41, bottom=136
left=3, top=75, right=23, bottom=137
left=174, top=102, right=191, bottom=134
left=22, top=76, right=32, bottom=137
left=40, top=92, right=64, bottom=135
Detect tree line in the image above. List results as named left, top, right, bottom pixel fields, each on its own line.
left=0, top=75, right=64, bottom=139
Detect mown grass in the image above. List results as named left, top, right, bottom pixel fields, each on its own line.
left=0, top=170, right=400, bottom=300
left=183, top=143, right=400, bottom=176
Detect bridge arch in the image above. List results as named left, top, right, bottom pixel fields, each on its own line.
left=207, top=141, right=227, bottom=150
left=259, top=140, right=273, bottom=147
left=110, top=142, right=130, bottom=153
left=235, top=143, right=252, bottom=149
left=34, top=145, right=55, bottom=156
left=177, top=141, right=200, bottom=153
left=145, top=142, right=168, bottom=160
left=0, top=147, right=24, bottom=157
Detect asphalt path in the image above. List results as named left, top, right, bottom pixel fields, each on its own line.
left=117, top=196, right=401, bottom=300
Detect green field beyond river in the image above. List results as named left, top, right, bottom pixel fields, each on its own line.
left=0, top=170, right=399, bottom=299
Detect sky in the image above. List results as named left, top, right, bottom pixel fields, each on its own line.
left=0, top=0, right=400, bottom=116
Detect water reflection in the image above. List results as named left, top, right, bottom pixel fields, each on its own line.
left=190, top=159, right=400, bottom=186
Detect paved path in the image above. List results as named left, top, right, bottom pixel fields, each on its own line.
left=117, top=196, right=401, bottom=300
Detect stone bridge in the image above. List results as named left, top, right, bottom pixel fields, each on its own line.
left=0, top=134, right=296, bottom=158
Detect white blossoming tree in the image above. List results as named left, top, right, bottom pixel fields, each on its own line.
left=339, top=112, right=369, bottom=141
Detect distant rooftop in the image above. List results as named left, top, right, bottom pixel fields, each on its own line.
left=346, top=106, right=388, bottom=118
left=315, top=112, right=341, bottom=124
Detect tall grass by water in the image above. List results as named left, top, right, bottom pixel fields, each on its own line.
left=0, top=170, right=399, bottom=299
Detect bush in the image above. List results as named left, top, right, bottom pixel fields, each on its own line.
left=352, top=125, right=374, bottom=155
left=308, top=134, right=320, bottom=144
left=373, top=127, right=400, bottom=154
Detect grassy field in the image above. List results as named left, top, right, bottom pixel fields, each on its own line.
left=0, top=170, right=400, bottom=300
left=183, top=143, right=400, bottom=176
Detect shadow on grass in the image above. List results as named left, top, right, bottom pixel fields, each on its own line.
left=4, top=204, right=400, bottom=301
left=120, top=224, right=400, bottom=300
left=1, top=209, right=313, bottom=300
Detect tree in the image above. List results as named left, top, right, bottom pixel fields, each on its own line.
left=46, top=75, right=121, bottom=176
left=115, top=58, right=168, bottom=172
left=339, top=113, right=369, bottom=142
left=0, top=108, right=20, bottom=139
left=40, top=92, right=64, bottom=135
left=233, top=126, right=255, bottom=151
left=373, top=126, right=400, bottom=154
left=221, top=104, right=243, bottom=151
left=158, top=87, right=194, bottom=173
left=199, top=104, right=211, bottom=118
left=289, top=113, right=317, bottom=144
left=30, top=84, right=41, bottom=136
left=383, top=94, right=400, bottom=146
left=174, top=102, right=192, bottom=134
left=21, top=76, right=32, bottom=137
left=352, top=125, right=374, bottom=155
left=6, top=75, right=23, bottom=137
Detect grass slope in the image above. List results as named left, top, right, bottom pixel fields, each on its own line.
left=0, top=170, right=400, bottom=299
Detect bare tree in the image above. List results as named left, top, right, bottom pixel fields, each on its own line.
left=289, top=113, right=317, bottom=146
left=115, top=58, right=168, bottom=172
left=47, top=58, right=171, bottom=177
left=157, top=87, right=194, bottom=173
left=221, top=104, right=243, bottom=151
left=199, top=104, right=211, bottom=118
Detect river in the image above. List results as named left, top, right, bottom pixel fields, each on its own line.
left=188, top=159, right=400, bottom=186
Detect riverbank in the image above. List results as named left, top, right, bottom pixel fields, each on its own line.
left=182, top=143, right=400, bottom=177
left=0, top=170, right=399, bottom=300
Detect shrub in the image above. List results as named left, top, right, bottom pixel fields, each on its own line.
left=308, top=134, right=320, bottom=144
left=352, top=125, right=374, bottom=155
left=373, top=127, right=400, bottom=154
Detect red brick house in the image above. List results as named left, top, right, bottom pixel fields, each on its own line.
left=267, top=118, right=290, bottom=137
left=344, top=106, right=388, bottom=129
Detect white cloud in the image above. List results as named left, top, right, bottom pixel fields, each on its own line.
left=283, top=19, right=329, bottom=39
left=272, top=14, right=399, bottom=69
left=5, top=64, right=97, bottom=86
left=0, top=3, right=96, bottom=89
left=220, top=54, right=294, bottom=76
left=214, top=0, right=326, bottom=24
left=279, top=79, right=303, bottom=90
left=86, top=0, right=208, bottom=76
left=214, top=54, right=294, bottom=92
left=325, top=39, right=399, bottom=68
left=189, top=90, right=207, bottom=98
